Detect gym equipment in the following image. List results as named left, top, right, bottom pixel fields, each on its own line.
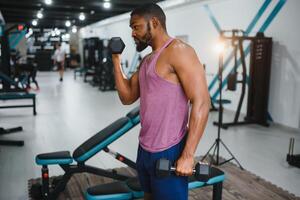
left=213, top=30, right=272, bottom=129
left=1, top=23, right=36, bottom=147
left=109, top=37, right=126, bottom=54
left=83, top=38, right=99, bottom=82
left=202, top=30, right=244, bottom=170
left=0, top=92, right=37, bottom=115
left=99, top=40, right=115, bottom=91
left=286, top=138, right=300, bottom=168
left=30, top=107, right=140, bottom=200
left=0, top=126, right=24, bottom=146
left=86, top=166, right=225, bottom=200
left=156, top=158, right=210, bottom=182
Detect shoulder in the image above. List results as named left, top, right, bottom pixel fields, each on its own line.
left=167, top=39, right=197, bottom=67
left=168, top=39, right=195, bottom=55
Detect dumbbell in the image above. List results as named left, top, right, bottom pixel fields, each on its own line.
left=109, top=37, right=126, bottom=54
left=156, top=158, right=211, bottom=182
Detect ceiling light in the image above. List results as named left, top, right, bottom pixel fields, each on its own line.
left=79, top=13, right=85, bottom=21
left=55, top=28, right=61, bottom=35
left=65, top=33, right=70, bottom=39
left=71, top=26, right=77, bottom=33
left=45, top=0, right=52, bottom=5
left=65, top=20, right=71, bottom=27
left=37, top=12, right=43, bottom=19
left=103, top=2, right=111, bottom=9
left=32, top=20, right=38, bottom=26
left=90, top=10, right=95, bottom=15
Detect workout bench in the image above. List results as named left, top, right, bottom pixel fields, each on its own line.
left=85, top=167, right=225, bottom=200
left=31, top=107, right=140, bottom=200
left=0, top=92, right=36, bottom=115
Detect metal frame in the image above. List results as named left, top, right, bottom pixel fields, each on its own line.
left=36, top=146, right=137, bottom=200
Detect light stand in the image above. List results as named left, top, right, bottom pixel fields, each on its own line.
left=202, top=33, right=244, bottom=170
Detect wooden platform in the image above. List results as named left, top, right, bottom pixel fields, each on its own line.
left=28, top=159, right=300, bottom=200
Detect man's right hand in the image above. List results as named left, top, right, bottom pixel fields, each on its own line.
left=112, top=54, right=121, bottom=66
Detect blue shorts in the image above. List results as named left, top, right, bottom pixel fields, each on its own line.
left=136, top=138, right=188, bottom=200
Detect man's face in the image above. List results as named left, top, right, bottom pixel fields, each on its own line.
left=130, top=15, right=152, bottom=52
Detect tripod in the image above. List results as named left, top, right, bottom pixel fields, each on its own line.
left=202, top=35, right=243, bottom=170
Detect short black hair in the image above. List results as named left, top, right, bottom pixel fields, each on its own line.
left=131, top=3, right=166, bottom=30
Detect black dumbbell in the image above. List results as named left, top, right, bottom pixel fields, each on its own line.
left=156, top=158, right=211, bottom=182
left=109, top=37, right=126, bottom=54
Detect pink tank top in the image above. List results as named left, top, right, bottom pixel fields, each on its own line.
left=139, top=38, right=189, bottom=152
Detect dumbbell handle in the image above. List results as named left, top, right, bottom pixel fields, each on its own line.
left=170, top=166, right=196, bottom=173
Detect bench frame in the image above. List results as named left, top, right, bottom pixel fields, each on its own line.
left=0, top=93, right=36, bottom=115
left=35, top=146, right=137, bottom=200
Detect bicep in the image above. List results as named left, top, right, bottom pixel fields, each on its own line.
left=129, top=71, right=140, bottom=100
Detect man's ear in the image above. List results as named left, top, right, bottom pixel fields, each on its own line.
left=151, top=17, right=160, bottom=29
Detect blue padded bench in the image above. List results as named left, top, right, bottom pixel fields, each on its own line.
left=86, top=167, right=225, bottom=200
left=31, top=107, right=140, bottom=200
left=0, top=92, right=36, bottom=115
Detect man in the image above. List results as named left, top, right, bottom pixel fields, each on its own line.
left=53, top=43, right=65, bottom=82
left=112, top=3, right=210, bottom=200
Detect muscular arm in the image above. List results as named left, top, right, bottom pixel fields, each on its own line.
left=170, top=42, right=210, bottom=176
left=112, top=54, right=140, bottom=105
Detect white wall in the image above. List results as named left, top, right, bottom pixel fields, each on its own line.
left=79, top=0, right=300, bottom=129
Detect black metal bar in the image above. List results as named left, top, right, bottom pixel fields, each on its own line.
left=213, top=182, right=223, bottom=200
left=0, top=126, right=24, bottom=146
left=214, top=121, right=255, bottom=129
left=103, top=147, right=137, bottom=170
left=0, top=105, right=34, bottom=108
left=0, top=139, right=24, bottom=146
left=84, top=165, right=129, bottom=181
left=41, top=166, right=50, bottom=199
left=218, top=158, right=234, bottom=166
left=219, top=140, right=244, bottom=170
left=233, top=40, right=247, bottom=123
left=33, top=96, right=37, bottom=115
left=201, top=140, right=217, bottom=162
left=0, top=126, right=22, bottom=134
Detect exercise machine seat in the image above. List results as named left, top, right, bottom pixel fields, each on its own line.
left=36, top=151, right=73, bottom=165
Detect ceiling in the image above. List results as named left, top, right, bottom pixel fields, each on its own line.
left=0, top=0, right=163, bottom=28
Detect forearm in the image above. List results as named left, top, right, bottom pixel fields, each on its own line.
left=181, top=99, right=210, bottom=158
left=113, top=61, right=134, bottom=104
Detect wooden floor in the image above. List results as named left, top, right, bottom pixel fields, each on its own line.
left=28, top=158, right=300, bottom=200
left=1, top=71, right=300, bottom=200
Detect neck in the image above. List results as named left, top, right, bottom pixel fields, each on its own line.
left=151, top=32, right=171, bottom=52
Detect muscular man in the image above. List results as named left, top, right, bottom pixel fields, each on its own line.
left=112, top=3, right=210, bottom=200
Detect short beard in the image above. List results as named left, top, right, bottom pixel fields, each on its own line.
left=135, top=22, right=152, bottom=52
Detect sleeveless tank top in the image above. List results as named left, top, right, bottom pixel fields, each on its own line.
left=138, top=38, right=189, bottom=152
